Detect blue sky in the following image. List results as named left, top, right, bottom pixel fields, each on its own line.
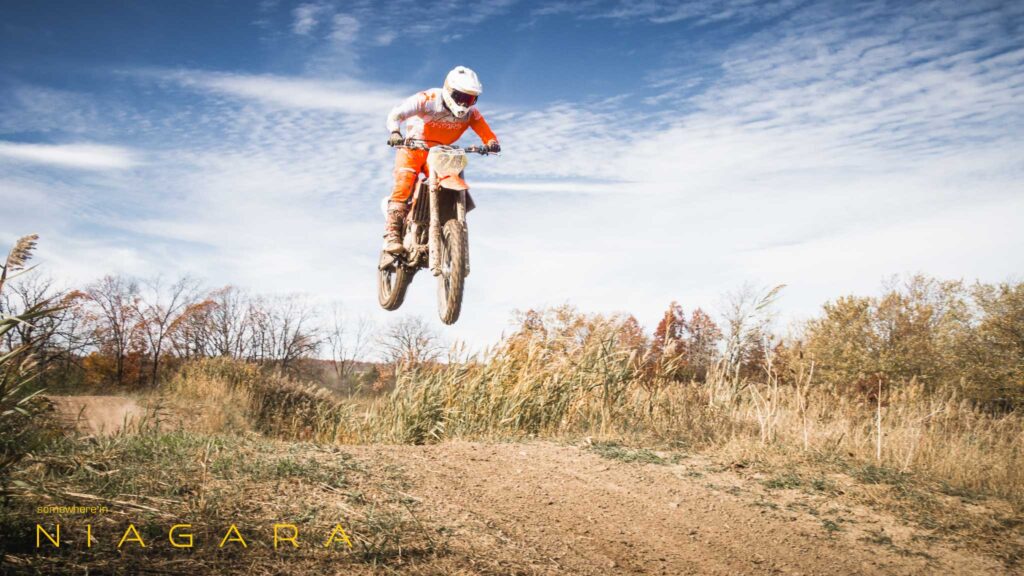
left=2, top=0, right=1023, bottom=346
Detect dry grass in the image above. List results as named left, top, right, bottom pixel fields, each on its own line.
left=4, top=306, right=1023, bottom=569
left=166, top=326, right=1023, bottom=514
left=105, top=309, right=1023, bottom=566
left=355, top=323, right=1023, bottom=512
left=165, top=358, right=358, bottom=442
left=0, top=425, right=448, bottom=574
left=335, top=311, right=1022, bottom=563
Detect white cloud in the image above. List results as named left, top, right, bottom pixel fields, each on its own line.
left=373, top=30, right=396, bottom=46
left=292, top=2, right=329, bottom=35
left=0, top=85, right=110, bottom=136
left=8, top=0, right=1024, bottom=350
left=329, top=13, right=360, bottom=46
left=442, top=0, right=1024, bottom=340
left=539, top=0, right=836, bottom=26
left=0, top=142, right=137, bottom=170
left=472, top=180, right=628, bottom=194
left=154, top=69, right=401, bottom=113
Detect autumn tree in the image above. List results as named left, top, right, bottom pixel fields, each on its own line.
left=963, top=282, right=1024, bottom=408
left=85, top=275, right=142, bottom=386
left=801, top=276, right=1017, bottom=404
left=618, top=314, right=648, bottom=360
left=168, top=298, right=217, bottom=360
left=652, top=302, right=686, bottom=359
left=650, top=302, right=723, bottom=382
left=134, top=276, right=200, bottom=386
left=650, top=302, right=687, bottom=380
left=685, top=308, right=723, bottom=381
left=0, top=276, right=98, bottom=389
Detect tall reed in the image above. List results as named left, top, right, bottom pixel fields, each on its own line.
left=355, top=310, right=1023, bottom=507
left=168, top=309, right=1023, bottom=509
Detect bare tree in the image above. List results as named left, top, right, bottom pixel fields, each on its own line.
left=0, top=270, right=98, bottom=389
left=0, top=274, right=59, bottom=356
left=721, top=283, right=784, bottom=375
left=377, top=316, right=443, bottom=368
left=247, top=295, right=320, bottom=371
left=85, top=275, right=141, bottom=386
left=208, top=286, right=251, bottom=358
left=135, top=275, right=200, bottom=386
left=325, top=303, right=373, bottom=384
left=168, top=297, right=217, bottom=359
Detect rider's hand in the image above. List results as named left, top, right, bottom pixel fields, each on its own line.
left=387, top=131, right=404, bottom=147
left=486, top=140, right=501, bottom=153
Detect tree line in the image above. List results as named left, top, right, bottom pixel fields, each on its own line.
left=2, top=248, right=1020, bottom=409
left=0, top=273, right=373, bottom=390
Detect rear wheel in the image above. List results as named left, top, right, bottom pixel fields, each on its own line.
left=436, top=219, right=467, bottom=324
left=378, top=252, right=413, bottom=310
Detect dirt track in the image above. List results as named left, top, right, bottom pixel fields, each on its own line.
left=45, top=395, right=147, bottom=436
left=39, top=395, right=1013, bottom=574
left=355, top=441, right=1006, bottom=575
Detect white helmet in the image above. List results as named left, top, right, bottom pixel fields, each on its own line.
left=442, top=66, right=482, bottom=118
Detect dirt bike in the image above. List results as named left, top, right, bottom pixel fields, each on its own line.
left=377, top=139, right=495, bottom=324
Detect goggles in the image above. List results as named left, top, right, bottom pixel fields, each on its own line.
left=450, top=89, right=478, bottom=107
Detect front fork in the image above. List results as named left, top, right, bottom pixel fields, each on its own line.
left=428, top=181, right=469, bottom=277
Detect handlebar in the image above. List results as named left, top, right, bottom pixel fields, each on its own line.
left=390, top=138, right=496, bottom=155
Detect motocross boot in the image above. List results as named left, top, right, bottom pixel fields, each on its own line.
left=383, top=201, right=409, bottom=254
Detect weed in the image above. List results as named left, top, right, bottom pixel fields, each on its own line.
left=860, top=528, right=893, bottom=546
left=938, top=481, right=983, bottom=503
left=821, top=519, right=841, bottom=534
left=853, top=464, right=910, bottom=486
left=587, top=441, right=666, bottom=465
left=752, top=498, right=779, bottom=510
left=809, top=477, right=837, bottom=494
left=763, top=473, right=802, bottom=490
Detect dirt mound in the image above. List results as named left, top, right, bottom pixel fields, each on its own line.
left=352, top=441, right=1009, bottom=575
left=45, top=395, right=147, bottom=436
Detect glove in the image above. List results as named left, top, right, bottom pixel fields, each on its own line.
left=486, top=140, right=501, bottom=153
left=387, top=131, right=404, bottom=147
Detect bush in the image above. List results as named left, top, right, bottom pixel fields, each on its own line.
left=803, top=275, right=1022, bottom=408
left=168, top=357, right=356, bottom=442
left=960, top=282, right=1024, bottom=408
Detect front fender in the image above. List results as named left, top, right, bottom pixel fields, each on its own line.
left=438, top=173, right=468, bottom=190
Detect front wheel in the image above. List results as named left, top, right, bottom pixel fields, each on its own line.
left=378, top=252, right=413, bottom=311
left=436, top=219, right=467, bottom=324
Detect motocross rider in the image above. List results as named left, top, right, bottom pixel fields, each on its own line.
left=383, top=66, right=500, bottom=254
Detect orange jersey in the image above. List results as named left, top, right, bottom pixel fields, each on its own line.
left=386, top=88, right=497, bottom=146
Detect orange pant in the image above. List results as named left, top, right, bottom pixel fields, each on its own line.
left=390, top=148, right=429, bottom=202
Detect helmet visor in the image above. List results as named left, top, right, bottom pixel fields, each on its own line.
left=450, top=89, right=478, bottom=107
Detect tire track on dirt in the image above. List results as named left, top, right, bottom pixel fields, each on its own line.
left=359, top=441, right=1003, bottom=575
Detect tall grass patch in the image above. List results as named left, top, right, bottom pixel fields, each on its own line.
left=357, top=307, right=1024, bottom=511
left=166, top=358, right=359, bottom=443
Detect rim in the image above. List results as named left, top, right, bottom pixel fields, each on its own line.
left=380, top=264, right=396, bottom=298
left=438, top=235, right=453, bottom=307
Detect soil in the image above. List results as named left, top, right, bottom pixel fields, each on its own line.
left=36, top=395, right=1016, bottom=574
left=352, top=441, right=1010, bottom=575
left=44, top=395, right=147, bottom=436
